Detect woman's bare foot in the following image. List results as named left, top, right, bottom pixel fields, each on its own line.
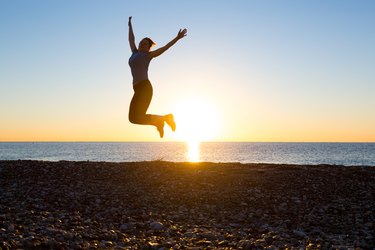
left=165, top=114, right=176, bottom=131
left=156, top=121, right=165, bottom=138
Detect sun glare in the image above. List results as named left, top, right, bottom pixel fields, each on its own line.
left=187, top=140, right=200, bottom=162
left=172, top=98, right=220, bottom=143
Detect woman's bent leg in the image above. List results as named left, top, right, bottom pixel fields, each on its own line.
left=128, top=80, right=165, bottom=137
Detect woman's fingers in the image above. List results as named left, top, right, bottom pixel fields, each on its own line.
left=178, top=28, right=187, bottom=38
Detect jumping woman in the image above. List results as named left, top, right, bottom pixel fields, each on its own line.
left=128, top=16, right=187, bottom=138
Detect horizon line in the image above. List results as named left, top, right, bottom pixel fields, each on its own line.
left=1, top=141, right=374, bottom=143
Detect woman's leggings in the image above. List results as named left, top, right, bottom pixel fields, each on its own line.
left=128, top=80, right=162, bottom=125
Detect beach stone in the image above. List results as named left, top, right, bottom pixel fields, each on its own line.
left=150, top=221, right=165, bottom=230
left=265, top=246, right=278, bottom=250
left=254, top=238, right=266, bottom=247
left=24, top=238, right=42, bottom=248
left=218, top=240, right=228, bottom=246
left=7, top=224, right=15, bottom=232
left=293, top=229, right=307, bottom=238
left=147, top=241, right=160, bottom=248
left=278, top=202, right=287, bottom=211
left=102, top=229, right=118, bottom=241
left=291, top=238, right=300, bottom=246
left=46, top=238, right=59, bottom=247
left=200, top=230, right=217, bottom=240
left=100, top=240, right=113, bottom=248
left=197, top=240, right=212, bottom=246
left=120, top=223, right=133, bottom=231
left=237, top=239, right=252, bottom=249
left=183, top=232, right=197, bottom=238
left=229, top=223, right=241, bottom=228
left=264, top=235, right=274, bottom=244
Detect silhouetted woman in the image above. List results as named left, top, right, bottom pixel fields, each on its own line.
left=128, top=16, right=187, bottom=138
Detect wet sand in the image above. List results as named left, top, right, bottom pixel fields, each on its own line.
left=0, top=160, right=374, bottom=249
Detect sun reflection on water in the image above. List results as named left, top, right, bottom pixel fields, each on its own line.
left=187, top=141, right=200, bottom=162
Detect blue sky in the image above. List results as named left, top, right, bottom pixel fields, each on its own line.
left=1, top=0, right=374, bottom=141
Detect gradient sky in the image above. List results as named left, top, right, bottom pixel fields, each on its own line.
left=1, top=0, right=374, bottom=142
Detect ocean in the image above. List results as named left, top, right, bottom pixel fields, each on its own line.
left=0, top=142, right=374, bottom=166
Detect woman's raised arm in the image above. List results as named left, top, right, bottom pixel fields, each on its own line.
left=128, top=16, right=137, bottom=52
left=149, top=28, right=187, bottom=58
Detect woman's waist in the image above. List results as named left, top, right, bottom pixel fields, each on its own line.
left=133, top=79, right=152, bottom=90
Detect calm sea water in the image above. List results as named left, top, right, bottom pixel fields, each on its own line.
left=0, top=142, right=374, bottom=166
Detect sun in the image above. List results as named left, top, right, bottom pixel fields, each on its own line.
left=172, top=97, right=220, bottom=142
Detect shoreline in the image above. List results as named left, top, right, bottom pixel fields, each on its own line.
left=1, top=160, right=374, bottom=248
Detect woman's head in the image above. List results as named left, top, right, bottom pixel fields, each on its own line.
left=138, top=37, right=156, bottom=52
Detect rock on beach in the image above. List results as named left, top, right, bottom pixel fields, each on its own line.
left=0, top=160, right=374, bottom=249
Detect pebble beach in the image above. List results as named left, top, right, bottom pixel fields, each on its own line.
left=0, top=160, right=374, bottom=249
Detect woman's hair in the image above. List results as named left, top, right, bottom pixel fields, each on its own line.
left=143, top=37, right=156, bottom=48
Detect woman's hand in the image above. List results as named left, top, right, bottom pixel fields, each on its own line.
left=177, top=28, right=187, bottom=39
left=128, top=16, right=132, bottom=27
